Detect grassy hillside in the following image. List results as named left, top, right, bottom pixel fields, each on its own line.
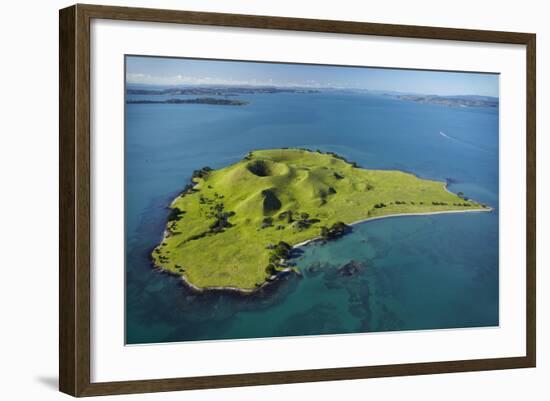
left=152, top=148, right=489, bottom=291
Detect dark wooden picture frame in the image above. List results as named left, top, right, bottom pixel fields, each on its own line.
left=59, top=3, right=536, bottom=397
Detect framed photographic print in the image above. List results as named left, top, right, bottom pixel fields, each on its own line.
left=59, top=4, right=536, bottom=397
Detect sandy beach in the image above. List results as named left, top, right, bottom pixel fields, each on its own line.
left=292, top=207, right=492, bottom=249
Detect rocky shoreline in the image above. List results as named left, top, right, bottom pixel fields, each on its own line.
left=152, top=259, right=296, bottom=296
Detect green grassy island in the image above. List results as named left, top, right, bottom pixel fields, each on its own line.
left=152, top=148, right=491, bottom=292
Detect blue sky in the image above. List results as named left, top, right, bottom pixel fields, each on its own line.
left=126, top=56, right=499, bottom=97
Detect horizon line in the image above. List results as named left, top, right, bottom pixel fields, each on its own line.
left=125, top=82, right=499, bottom=99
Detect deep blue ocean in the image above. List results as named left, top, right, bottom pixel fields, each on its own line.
left=125, top=91, right=499, bottom=344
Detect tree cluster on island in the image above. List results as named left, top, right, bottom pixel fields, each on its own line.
left=265, top=241, right=293, bottom=277
left=192, top=166, right=213, bottom=180
left=320, top=222, right=352, bottom=240
left=261, top=210, right=321, bottom=232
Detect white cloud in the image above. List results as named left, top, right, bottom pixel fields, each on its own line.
left=125, top=72, right=346, bottom=88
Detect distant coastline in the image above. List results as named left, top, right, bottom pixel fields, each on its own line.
left=127, top=97, right=249, bottom=106
left=127, top=86, right=320, bottom=96
left=395, top=94, right=499, bottom=108
left=126, top=85, right=498, bottom=109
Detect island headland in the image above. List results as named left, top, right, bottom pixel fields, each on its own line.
left=151, top=148, right=491, bottom=294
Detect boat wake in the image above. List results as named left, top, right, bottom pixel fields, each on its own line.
left=438, top=130, right=494, bottom=155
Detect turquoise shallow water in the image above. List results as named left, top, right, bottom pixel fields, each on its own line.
left=125, top=91, right=498, bottom=344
